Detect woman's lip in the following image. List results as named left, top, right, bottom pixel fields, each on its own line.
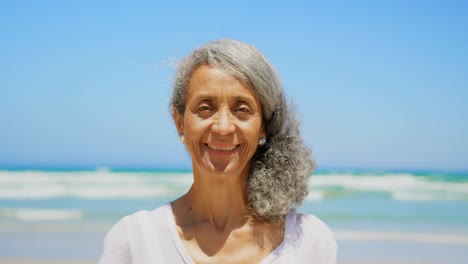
left=204, top=143, right=240, bottom=151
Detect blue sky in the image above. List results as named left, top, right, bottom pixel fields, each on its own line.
left=1, top=1, right=467, bottom=170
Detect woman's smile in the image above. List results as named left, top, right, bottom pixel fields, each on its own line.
left=205, top=143, right=240, bottom=152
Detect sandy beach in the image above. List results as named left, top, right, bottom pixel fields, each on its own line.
left=0, top=259, right=431, bottom=264
left=1, top=225, right=467, bottom=264
left=0, top=260, right=96, bottom=264
left=1, top=233, right=467, bottom=264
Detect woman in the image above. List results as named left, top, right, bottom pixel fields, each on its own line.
left=99, top=39, right=337, bottom=263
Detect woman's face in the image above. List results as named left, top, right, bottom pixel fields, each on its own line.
left=174, top=65, right=265, bottom=178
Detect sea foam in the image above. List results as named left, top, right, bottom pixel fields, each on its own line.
left=1, top=170, right=467, bottom=201
left=309, top=173, right=468, bottom=201
left=0, top=170, right=193, bottom=199
left=0, top=207, right=83, bottom=221
left=335, top=230, right=468, bottom=245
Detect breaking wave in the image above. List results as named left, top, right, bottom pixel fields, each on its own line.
left=1, top=169, right=467, bottom=201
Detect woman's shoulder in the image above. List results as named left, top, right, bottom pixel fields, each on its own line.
left=293, top=211, right=335, bottom=239
left=99, top=203, right=177, bottom=263
left=288, top=210, right=336, bottom=243
left=124, top=203, right=171, bottom=225
left=103, top=203, right=172, bottom=243
left=283, top=210, right=337, bottom=261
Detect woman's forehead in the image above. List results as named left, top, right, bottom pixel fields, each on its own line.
left=186, top=65, right=258, bottom=102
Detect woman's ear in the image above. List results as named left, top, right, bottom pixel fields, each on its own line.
left=259, top=126, right=266, bottom=140
left=172, top=107, right=184, bottom=134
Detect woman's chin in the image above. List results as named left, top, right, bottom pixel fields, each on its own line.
left=199, top=158, right=248, bottom=179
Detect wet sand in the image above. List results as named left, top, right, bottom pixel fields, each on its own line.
left=0, top=260, right=96, bottom=264
left=1, top=230, right=467, bottom=264
left=0, top=259, right=430, bottom=264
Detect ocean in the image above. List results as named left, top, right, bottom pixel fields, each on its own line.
left=1, top=168, right=467, bottom=262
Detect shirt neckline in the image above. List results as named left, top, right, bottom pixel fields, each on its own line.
left=164, top=203, right=296, bottom=264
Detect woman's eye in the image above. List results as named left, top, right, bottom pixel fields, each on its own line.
left=197, top=104, right=214, bottom=118
left=235, top=106, right=251, bottom=115
left=241, top=105, right=251, bottom=112
left=198, top=105, right=211, bottom=111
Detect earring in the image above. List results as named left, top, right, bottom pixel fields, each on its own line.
left=178, top=134, right=185, bottom=144
left=258, top=138, right=266, bottom=146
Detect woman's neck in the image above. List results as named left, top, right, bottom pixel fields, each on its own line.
left=176, top=167, right=252, bottom=232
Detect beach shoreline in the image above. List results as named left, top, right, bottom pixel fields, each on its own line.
left=1, top=227, right=468, bottom=263
left=1, top=232, right=467, bottom=264
left=0, top=259, right=96, bottom=264
left=0, top=258, right=431, bottom=264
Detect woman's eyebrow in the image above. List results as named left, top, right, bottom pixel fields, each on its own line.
left=191, top=94, right=214, bottom=102
left=233, top=95, right=256, bottom=105
left=190, top=94, right=256, bottom=104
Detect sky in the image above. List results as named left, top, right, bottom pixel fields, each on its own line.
left=1, top=1, right=467, bottom=171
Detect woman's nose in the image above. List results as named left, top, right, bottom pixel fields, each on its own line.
left=212, top=108, right=235, bottom=135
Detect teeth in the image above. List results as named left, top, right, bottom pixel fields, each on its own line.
left=207, top=145, right=237, bottom=151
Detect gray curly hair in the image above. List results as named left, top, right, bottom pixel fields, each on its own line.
left=171, top=39, right=315, bottom=222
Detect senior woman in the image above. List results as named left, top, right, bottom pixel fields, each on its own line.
left=99, top=39, right=337, bottom=264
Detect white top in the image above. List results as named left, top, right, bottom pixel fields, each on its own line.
left=99, top=204, right=337, bottom=264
